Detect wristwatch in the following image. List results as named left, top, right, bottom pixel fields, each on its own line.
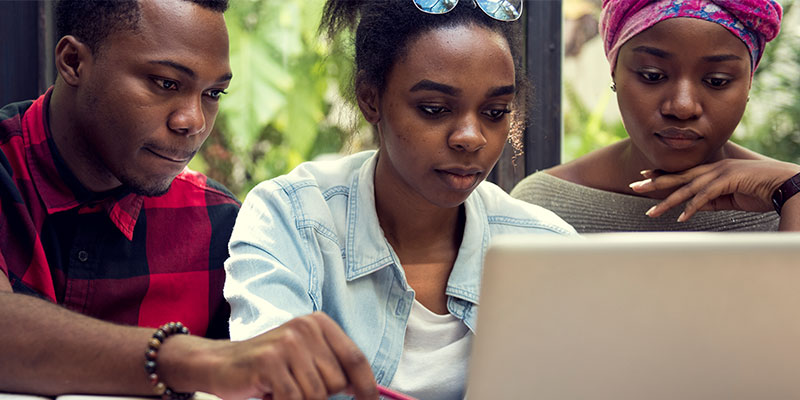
left=771, top=172, right=800, bottom=215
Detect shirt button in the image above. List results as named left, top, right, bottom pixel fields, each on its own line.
left=77, top=250, right=89, bottom=262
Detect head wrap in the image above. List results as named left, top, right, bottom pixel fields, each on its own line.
left=600, top=0, right=783, bottom=75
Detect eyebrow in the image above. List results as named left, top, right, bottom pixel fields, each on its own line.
left=632, top=46, right=671, bottom=59
left=410, top=79, right=460, bottom=96
left=702, top=54, right=743, bottom=63
left=148, top=60, right=233, bottom=82
left=410, top=79, right=515, bottom=98
left=487, top=85, right=515, bottom=98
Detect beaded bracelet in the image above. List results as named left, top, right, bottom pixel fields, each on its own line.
left=144, top=322, right=195, bottom=400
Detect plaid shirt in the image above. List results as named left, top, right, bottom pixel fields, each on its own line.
left=0, top=89, right=240, bottom=338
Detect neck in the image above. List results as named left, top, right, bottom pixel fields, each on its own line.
left=373, top=157, right=465, bottom=263
left=49, top=81, right=121, bottom=193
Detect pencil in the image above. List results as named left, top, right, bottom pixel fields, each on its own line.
left=376, top=384, right=417, bottom=400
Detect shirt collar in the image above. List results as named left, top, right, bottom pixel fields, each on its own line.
left=22, top=88, right=143, bottom=240
left=343, top=151, right=488, bottom=304
left=344, top=152, right=398, bottom=281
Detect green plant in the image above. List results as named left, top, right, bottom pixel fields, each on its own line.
left=562, top=80, right=627, bottom=162
left=735, top=0, right=800, bottom=163
left=190, top=0, right=357, bottom=199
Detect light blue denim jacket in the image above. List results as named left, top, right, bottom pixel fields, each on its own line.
left=224, top=150, right=575, bottom=388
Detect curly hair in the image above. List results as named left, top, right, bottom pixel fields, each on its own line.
left=55, top=0, right=229, bottom=54
left=320, top=0, right=530, bottom=153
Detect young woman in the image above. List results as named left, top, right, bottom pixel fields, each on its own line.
left=224, top=1, right=575, bottom=398
left=512, top=0, right=800, bottom=232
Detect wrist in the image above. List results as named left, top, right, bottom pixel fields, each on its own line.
left=151, top=326, right=219, bottom=396
left=771, top=171, right=800, bottom=215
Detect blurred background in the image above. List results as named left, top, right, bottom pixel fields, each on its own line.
left=209, top=0, right=800, bottom=198
left=1, top=0, right=798, bottom=199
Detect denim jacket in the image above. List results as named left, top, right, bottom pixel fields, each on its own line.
left=224, top=150, right=575, bottom=388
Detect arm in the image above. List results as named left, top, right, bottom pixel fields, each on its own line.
left=628, top=159, right=800, bottom=231
left=224, top=181, right=378, bottom=398
left=0, top=273, right=377, bottom=400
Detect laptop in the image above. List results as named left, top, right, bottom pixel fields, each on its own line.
left=466, top=232, right=800, bottom=400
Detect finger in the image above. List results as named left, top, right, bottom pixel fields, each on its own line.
left=264, top=360, right=303, bottom=400
left=645, top=172, right=719, bottom=218
left=313, top=313, right=379, bottom=400
left=632, top=164, right=719, bottom=193
left=639, top=169, right=661, bottom=179
left=313, top=345, right=349, bottom=395
left=287, top=344, right=328, bottom=399
left=281, top=316, right=339, bottom=399
left=677, top=184, right=732, bottom=222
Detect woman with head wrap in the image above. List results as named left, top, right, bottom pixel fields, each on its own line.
left=512, top=0, right=800, bottom=232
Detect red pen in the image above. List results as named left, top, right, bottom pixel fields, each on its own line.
left=377, top=384, right=417, bottom=400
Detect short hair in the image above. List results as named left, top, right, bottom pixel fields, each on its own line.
left=55, top=0, right=229, bottom=54
left=320, top=0, right=530, bottom=152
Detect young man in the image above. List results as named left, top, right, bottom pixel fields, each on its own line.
left=0, top=0, right=377, bottom=399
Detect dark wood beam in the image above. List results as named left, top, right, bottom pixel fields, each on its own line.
left=489, top=0, right=563, bottom=192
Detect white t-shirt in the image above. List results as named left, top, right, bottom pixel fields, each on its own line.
left=389, top=299, right=473, bottom=400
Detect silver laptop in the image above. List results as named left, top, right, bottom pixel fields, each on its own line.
left=467, top=232, right=800, bottom=400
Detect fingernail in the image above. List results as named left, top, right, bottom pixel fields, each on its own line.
left=629, top=178, right=651, bottom=189
left=640, top=170, right=651, bottom=176
left=645, top=205, right=656, bottom=216
left=677, top=212, right=687, bottom=222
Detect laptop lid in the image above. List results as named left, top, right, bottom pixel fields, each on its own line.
left=467, top=232, right=800, bottom=400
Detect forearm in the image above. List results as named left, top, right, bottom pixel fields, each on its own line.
left=0, top=291, right=166, bottom=396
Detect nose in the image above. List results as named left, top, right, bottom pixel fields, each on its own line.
left=660, top=79, right=702, bottom=120
left=168, top=95, right=207, bottom=136
left=449, top=113, right=487, bottom=152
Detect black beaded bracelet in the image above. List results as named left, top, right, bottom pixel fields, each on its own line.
left=144, top=322, right=195, bottom=400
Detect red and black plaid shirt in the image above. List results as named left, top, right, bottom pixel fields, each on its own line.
left=0, top=89, right=240, bottom=338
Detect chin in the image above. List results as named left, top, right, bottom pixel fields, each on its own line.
left=124, top=175, right=175, bottom=197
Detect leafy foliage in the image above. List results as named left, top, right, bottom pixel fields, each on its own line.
left=735, top=0, right=800, bottom=163
left=190, top=0, right=358, bottom=199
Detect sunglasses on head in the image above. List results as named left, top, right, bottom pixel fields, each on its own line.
left=412, top=0, right=523, bottom=21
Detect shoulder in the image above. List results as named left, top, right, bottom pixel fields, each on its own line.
left=724, top=141, right=772, bottom=160
left=0, top=100, right=35, bottom=203
left=474, top=180, right=576, bottom=235
left=548, top=141, right=625, bottom=185
left=0, top=99, right=33, bottom=144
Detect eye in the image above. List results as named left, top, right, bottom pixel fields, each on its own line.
left=205, top=88, right=228, bottom=100
left=704, top=77, right=730, bottom=88
left=153, top=77, right=178, bottom=91
left=639, top=71, right=666, bottom=83
left=418, top=104, right=449, bottom=117
left=483, top=108, right=511, bottom=121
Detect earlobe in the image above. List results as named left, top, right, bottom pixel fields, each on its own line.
left=55, top=36, right=92, bottom=87
left=355, top=72, right=381, bottom=125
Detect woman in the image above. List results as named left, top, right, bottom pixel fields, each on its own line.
left=224, top=1, right=575, bottom=399
left=511, top=0, right=800, bottom=232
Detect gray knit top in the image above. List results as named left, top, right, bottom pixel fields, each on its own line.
left=510, top=171, right=780, bottom=233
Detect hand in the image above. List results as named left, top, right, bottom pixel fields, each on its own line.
left=628, top=159, right=800, bottom=222
left=170, top=312, right=379, bottom=400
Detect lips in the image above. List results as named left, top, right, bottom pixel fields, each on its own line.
left=144, top=147, right=195, bottom=163
left=436, top=167, right=483, bottom=191
left=654, top=128, right=703, bottom=150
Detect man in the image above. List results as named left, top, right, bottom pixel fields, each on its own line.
left=0, top=0, right=377, bottom=399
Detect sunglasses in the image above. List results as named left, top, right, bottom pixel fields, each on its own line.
left=412, top=0, right=523, bottom=21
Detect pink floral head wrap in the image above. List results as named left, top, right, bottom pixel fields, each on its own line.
left=600, top=0, right=783, bottom=75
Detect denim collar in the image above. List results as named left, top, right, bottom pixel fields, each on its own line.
left=343, top=151, right=485, bottom=304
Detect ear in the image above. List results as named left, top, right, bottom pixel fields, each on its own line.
left=355, top=71, right=381, bottom=125
left=54, top=35, right=94, bottom=87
